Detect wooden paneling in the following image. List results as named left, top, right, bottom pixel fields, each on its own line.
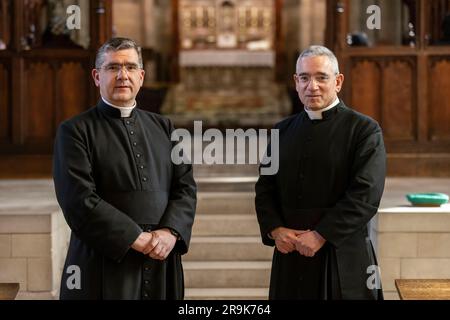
left=0, top=60, right=10, bottom=142
left=429, top=56, right=450, bottom=141
left=348, top=55, right=417, bottom=142
left=57, top=62, right=89, bottom=124
left=24, top=62, right=54, bottom=144
left=0, top=155, right=52, bottom=178
left=328, top=0, right=450, bottom=175
left=382, top=58, right=416, bottom=141
left=350, top=59, right=381, bottom=122
left=91, top=0, right=113, bottom=49
left=21, top=58, right=92, bottom=148
left=0, top=0, right=112, bottom=177
left=387, top=153, right=450, bottom=177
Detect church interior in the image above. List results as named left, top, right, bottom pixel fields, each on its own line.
left=0, top=0, right=449, bottom=300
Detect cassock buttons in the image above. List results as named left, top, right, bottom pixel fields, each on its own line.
left=139, top=165, right=145, bottom=169
left=126, top=120, right=130, bottom=125
left=130, top=131, right=135, bottom=135
left=142, top=177, right=148, bottom=182
left=143, top=293, right=149, bottom=298
left=132, top=142, right=137, bottom=147
left=136, top=153, right=141, bottom=158
left=144, top=280, right=149, bottom=285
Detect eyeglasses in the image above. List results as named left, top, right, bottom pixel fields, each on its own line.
left=101, top=63, right=142, bottom=74
left=295, top=73, right=336, bottom=84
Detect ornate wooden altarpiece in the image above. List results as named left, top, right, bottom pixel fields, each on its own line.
left=161, top=0, right=290, bottom=128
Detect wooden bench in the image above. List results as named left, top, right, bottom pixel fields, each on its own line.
left=0, top=283, right=20, bottom=300
left=395, top=279, right=450, bottom=300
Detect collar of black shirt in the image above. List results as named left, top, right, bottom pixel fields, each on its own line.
left=97, top=98, right=138, bottom=120
left=312, top=101, right=342, bottom=122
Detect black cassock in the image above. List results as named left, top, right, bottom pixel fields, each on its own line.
left=53, top=99, right=196, bottom=299
left=255, top=101, right=386, bottom=300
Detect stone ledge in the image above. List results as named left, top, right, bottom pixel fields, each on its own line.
left=376, top=211, right=450, bottom=232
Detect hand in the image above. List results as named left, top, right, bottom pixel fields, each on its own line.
left=271, top=227, right=309, bottom=254
left=295, top=230, right=326, bottom=257
left=131, top=232, right=154, bottom=253
left=143, top=228, right=177, bottom=260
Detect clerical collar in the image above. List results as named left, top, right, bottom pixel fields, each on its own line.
left=304, top=98, right=340, bottom=120
left=101, top=97, right=136, bottom=118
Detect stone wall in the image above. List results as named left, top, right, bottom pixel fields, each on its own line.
left=376, top=208, right=450, bottom=299
left=0, top=211, right=70, bottom=299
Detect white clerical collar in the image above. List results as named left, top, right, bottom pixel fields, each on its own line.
left=101, top=97, right=136, bottom=118
left=304, top=98, right=340, bottom=120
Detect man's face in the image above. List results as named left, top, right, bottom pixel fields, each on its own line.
left=92, top=48, right=145, bottom=107
left=294, top=55, right=344, bottom=111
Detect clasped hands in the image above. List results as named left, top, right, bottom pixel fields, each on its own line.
left=271, top=227, right=326, bottom=257
left=131, top=228, right=177, bottom=260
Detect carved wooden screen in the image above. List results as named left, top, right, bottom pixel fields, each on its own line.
left=327, top=0, right=450, bottom=175
left=0, top=0, right=112, bottom=177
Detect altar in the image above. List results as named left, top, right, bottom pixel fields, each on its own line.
left=161, top=0, right=290, bottom=128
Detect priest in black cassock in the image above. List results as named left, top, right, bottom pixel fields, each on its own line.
left=53, top=37, right=197, bottom=299
left=255, top=45, right=386, bottom=299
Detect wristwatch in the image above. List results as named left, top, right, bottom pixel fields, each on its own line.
left=169, top=228, right=181, bottom=240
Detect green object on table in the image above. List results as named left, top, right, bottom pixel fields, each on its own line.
left=406, top=193, right=449, bottom=206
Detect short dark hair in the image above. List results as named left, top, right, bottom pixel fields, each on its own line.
left=95, top=37, right=143, bottom=69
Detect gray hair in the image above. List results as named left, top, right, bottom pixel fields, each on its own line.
left=296, top=45, right=340, bottom=75
left=95, top=37, right=143, bottom=69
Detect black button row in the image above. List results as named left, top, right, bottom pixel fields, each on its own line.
left=142, top=260, right=152, bottom=299
left=125, top=122, right=149, bottom=185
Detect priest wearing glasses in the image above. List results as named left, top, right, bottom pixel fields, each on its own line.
left=255, top=45, right=386, bottom=299
left=53, top=37, right=197, bottom=299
